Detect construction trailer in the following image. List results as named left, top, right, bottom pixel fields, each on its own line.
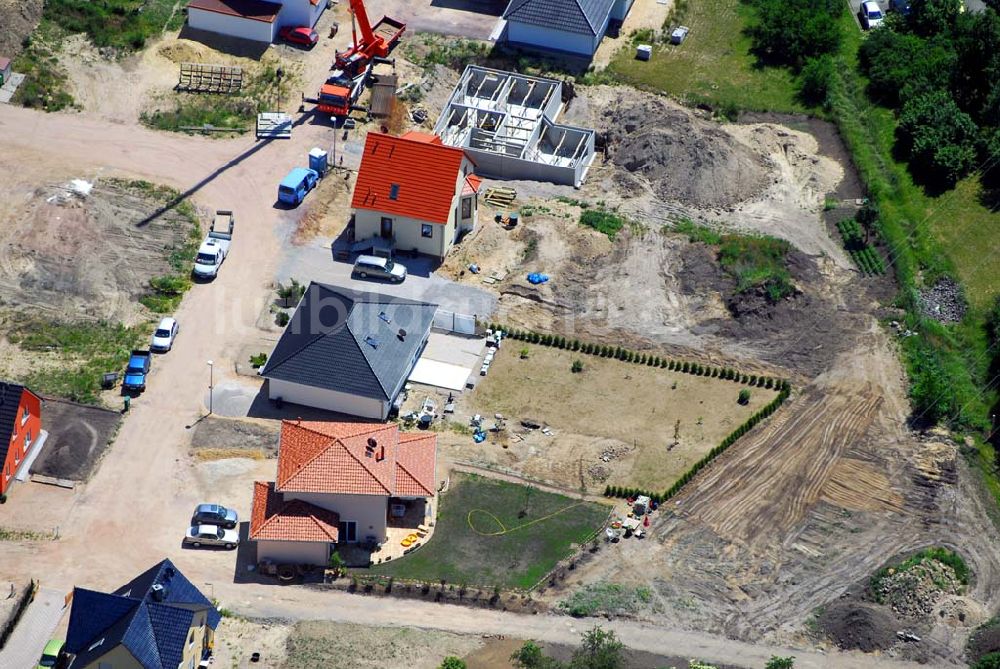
left=432, top=65, right=596, bottom=188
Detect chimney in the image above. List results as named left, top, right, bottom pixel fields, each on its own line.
left=151, top=584, right=167, bottom=602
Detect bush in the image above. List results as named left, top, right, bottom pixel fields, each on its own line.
left=897, top=90, right=980, bottom=187
left=571, top=359, right=584, bottom=373
left=275, top=311, right=291, bottom=327
left=439, top=657, right=467, bottom=669
left=746, top=0, right=842, bottom=68
left=739, top=389, right=752, bottom=405
left=580, top=209, right=627, bottom=240
left=249, top=353, right=267, bottom=368
left=765, top=657, right=795, bottom=669
left=799, top=55, right=835, bottom=107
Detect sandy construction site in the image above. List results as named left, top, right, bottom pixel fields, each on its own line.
left=0, top=4, right=996, bottom=667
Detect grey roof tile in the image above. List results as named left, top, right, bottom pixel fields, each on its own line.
left=503, top=0, right=615, bottom=35
left=261, top=283, right=437, bottom=401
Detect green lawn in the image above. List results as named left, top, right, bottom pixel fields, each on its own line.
left=607, top=0, right=803, bottom=113
left=370, top=474, right=609, bottom=590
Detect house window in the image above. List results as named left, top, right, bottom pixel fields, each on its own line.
left=189, top=630, right=195, bottom=646
left=421, top=224, right=433, bottom=238
left=338, top=521, right=358, bottom=543
left=20, top=408, right=28, bottom=426
left=24, top=431, right=30, bottom=450
left=461, top=197, right=472, bottom=219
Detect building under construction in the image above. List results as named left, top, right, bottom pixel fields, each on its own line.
left=433, top=66, right=596, bottom=188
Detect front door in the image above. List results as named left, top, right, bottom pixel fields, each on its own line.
left=338, top=521, right=358, bottom=543
left=380, top=217, right=393, bottom=239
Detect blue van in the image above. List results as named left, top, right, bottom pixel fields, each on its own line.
left=278, top=167, right=320, bottom=206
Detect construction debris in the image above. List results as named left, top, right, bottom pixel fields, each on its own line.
left=484, top=186, right=516, bottom=207
left=177, top=62, right=243, bottom=94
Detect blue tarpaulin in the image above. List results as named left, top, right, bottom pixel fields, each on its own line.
left=527, top=273, right=549, bottom=285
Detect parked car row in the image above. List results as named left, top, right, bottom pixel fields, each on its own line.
left=183, top=503, right=240, bottom=550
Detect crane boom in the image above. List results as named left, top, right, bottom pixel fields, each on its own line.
left=349, top=0, right=376, bottom=49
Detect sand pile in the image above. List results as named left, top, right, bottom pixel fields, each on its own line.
left=0, top=0, right=42, bottom=59
left=604, top=95, right=772, bottom=209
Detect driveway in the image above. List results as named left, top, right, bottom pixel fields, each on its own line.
left=0, top=587, right=66, bottom=669
left=277, top=242, right=497, bottom=318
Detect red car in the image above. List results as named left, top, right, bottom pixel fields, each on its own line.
left=278, top=26, right=319, bottom=48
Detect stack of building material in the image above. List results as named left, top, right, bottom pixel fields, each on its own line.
left=484, top=186, right=516, bottom=207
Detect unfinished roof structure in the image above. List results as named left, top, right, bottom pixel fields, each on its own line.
left=433, top=66, right=595, bottom=187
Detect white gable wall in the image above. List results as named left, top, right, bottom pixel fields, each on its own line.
left=506, top=22, right=600, bottom=56
left=267, top=378, right=387, bottom=419
left=285, top=491, right=389, bottom=542
left=278, top=0, right=327, bottom=29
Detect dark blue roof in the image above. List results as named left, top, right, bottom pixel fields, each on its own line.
left=503, top=0, right=614, bottom=35
left=261, top=282, right=437, bottom=401
left=66, top=559, right=219, bottom=669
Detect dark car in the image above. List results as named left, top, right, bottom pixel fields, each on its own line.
left=278, top=26, right=319, bottom=48
left=191, top=503, right=238, bottom=529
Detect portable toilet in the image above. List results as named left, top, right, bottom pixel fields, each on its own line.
left=0, top=57, right=11, bottom=87
left=308, top=147, right=328, bottom=175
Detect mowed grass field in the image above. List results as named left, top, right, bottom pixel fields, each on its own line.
left=472, top=345, right=778, bottom=491
left=370, top=474, right=609, bottom=590
left=607, top=0, right=803, bottom=113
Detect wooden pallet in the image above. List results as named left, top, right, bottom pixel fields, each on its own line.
left=177, top=63, right=243, bottom=94
left=484, top=186, right=516, bottom=207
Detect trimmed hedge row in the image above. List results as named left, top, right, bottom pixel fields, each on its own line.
left=483, top=323, right=793, bottom=504
left=603, top=384, right=791, bottom=504
left=487, top=323, right=781, bottom=389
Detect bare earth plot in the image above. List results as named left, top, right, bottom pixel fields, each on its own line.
left=460, top=345, right=777, bottom=492
left=30, top=398, right=121, bottom=482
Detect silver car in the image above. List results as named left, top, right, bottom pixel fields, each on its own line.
left=191, top=503, right=238, bottom=529
left=150, top=317, right=179, bottom=352
left=352, top=255, right=407, bottom=283
left=184, top=524, right=239, bottom=549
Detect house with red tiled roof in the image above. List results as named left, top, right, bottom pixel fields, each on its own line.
left=350, top=131, right=481, bottom=260
left=250, top=419, right=437, bottom=565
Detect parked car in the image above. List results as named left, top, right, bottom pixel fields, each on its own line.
left=36, top=639, right=64, bottom=669
left=123, top=350, right=152, bottom=393
left=278, top=26, right=319, bottom=48
left=860, top=1, right=885, bottom=29
left=150, top=317, right=179, bottom=352
left=193, top=210, right=234, bottom=280
left=191, top=503, right=238, bottom=529
left=184, top=524, right=239, bottom=549
left=278, top=167, right=320, bottom=207
left=352, top=255, right=407, bottom=283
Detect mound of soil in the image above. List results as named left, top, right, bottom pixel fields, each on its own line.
left=819, top=601, right=900, bottom=652
left=968, top=619, right=1000, bottom=663
left=873, top=560, right=965, bottom=619
left=603, top=95, right=772, bottom=209
left=0, top=0, right=42, bottom=60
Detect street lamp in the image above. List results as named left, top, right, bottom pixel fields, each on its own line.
left=207, top=360, right=214, bottom=415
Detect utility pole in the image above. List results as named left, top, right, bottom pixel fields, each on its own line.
left=207, top=360, right=214, bottom=415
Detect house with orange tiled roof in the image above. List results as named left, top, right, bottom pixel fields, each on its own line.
left=250, top=419, right=437, bottom=565
left=350, top=130, right=481, bottom=260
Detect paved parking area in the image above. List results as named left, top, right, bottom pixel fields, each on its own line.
left=278, top=244, right=497, bottom=319
left=0, top=587, right=66, bottom=669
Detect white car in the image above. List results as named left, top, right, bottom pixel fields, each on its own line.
left=184, top=524, right=239, bottom=549
left=150, top=317, right=179, bottom=352
left=860, top=1, right=884, bottom=29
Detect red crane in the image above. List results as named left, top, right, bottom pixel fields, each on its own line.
left=314, top=0, right=405, bottom=117
left=335, top=0, right=405, bottom=74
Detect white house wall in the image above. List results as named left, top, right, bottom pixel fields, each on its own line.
left=267, top=378, right=387, bottom=419
left=278, top=0, right=326, bottom=29
left=256, top=539, right=329, bottom=565
left=284, top=491, right=389, bottom=542
left=187, top=9, right=276, bottom=42
left=505, top=22, right=599, bottom=56
left=354, top=210, right=449, bottom=258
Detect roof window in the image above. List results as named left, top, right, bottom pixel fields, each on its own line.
left=378, top=311, right=391, bottom=324
left=389, top=184, right=400, bottom=200
left=365, top=336, right=380, bottom=349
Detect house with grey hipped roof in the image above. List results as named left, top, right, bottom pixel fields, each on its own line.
left=502, top=0, right=635, bottom=57
left=261, top=282, right=437, bottom=420
left=63, top=558, right=220, bottom=669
